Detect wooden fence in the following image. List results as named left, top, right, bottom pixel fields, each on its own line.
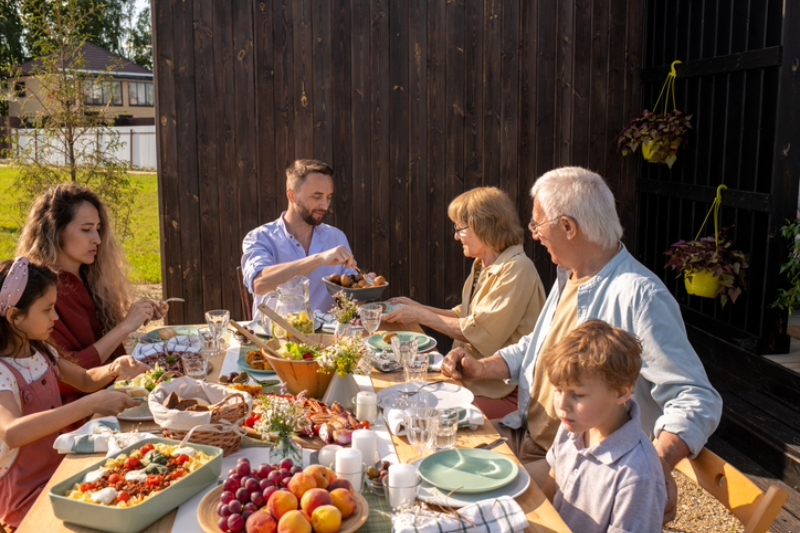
left=152, top=0, right=643, bottom=324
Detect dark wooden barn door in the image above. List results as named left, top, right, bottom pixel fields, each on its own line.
left=635, top=0, right=800, bottom=356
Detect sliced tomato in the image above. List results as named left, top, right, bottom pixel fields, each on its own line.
left=145, top=474, right=162, bottom=487
left=115, top=491, right=130, bottom=503
left=174, top=454, right=190, bottom=465
left=360, top=420, right=371, bottom=429
left=124, top=457, right=141, bottom=469
left=169, top=468, right=186, bottom=480
left=139, top=443, right=155, bottom=455
left=108, top=474, right=122, bottom=485
left=79, top=483, right=94, bottom=492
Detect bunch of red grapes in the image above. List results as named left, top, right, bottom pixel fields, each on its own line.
left=216, top=457, right=300, bottom=533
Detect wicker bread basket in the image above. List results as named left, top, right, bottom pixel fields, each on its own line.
left=160, top=392, right=248, bottom=456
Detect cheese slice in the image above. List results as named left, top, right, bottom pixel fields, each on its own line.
left=90, top=487, right=117, bottom=504
left=83, top=467, right=108, bottom=484
left=125, top=469, right=148, bottom=483
left=172, top=446, right=197, bottom=458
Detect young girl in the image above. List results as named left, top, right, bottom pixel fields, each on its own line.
left=0, top=258, right=147, bottom=529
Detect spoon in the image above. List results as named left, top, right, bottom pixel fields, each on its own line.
left=162, top=298, right=185, bottom=303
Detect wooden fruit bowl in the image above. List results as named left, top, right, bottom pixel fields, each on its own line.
left=262, top=335, right=336, bottom=399
left=197, top=484, right=369, bottom=533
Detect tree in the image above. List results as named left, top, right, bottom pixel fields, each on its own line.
left=5, top=0, right=137, bottom=237
left=20, top=0, right=134, bottom=58
left=0, top=0, right=25, bottom=116
left=127, top=6, right=151, bottom=70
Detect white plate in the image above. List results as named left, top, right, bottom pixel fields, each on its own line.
left=116, top=399, right=153, bottom=421
left=412, top=457, right=531, bottom=508
left=377, top=382, right=474, bottom=410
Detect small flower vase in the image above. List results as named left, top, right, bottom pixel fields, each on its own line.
left=321, top=372, right=359, bottom=411
left=334, top=322, right=350, bottom=338
left=271, top=433, right=302, bottom=465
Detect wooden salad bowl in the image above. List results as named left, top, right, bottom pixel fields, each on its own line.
left=263, top=335, right=336, bottom=399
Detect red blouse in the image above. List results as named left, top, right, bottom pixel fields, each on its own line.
left=51, top=271, right=124, bottom=403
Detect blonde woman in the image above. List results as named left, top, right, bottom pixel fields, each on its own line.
left=17, top=183, right=167, bottom=404
left=384, top=187, right=546, bottom=418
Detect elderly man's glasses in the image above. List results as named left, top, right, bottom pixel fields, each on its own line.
left=453, top=224, right=469, bottom=237
left=528, top=216, right=562, bottom=234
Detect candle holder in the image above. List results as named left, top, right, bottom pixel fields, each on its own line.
left=382, top=474, right=422, bottom=512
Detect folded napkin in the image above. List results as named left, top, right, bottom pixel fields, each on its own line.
left=53, top=417, right=158, bottom=457
left=428, top=351, right=444, bottom=372
left=133, top=335, right=203, bottom=359
left=392, top=496, right=528, bottom=533
left=313, top=310, right=336, bottom=332
left=385, top=404, right=484, bottom=436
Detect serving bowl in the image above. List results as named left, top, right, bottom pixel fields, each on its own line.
left=48, top=438, right=222, bottom=533
left=322, top=276, right=388, bottom=302
left=263, top=335, right=336, bottom=399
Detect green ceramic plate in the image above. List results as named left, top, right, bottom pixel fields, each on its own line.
left=237, top=355, right=276, bottom=375
left=366, top=331, right=435, bottom=352
left=418, top=449, right=518, bottom=494
left=146, top=326, right=200, bottom=342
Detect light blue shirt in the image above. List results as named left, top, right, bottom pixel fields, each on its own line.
left=241, top=213, right=354, bottom=319
left=499, top=244, right=722, bottom=456
left=546, top=400, right=666, bottom=533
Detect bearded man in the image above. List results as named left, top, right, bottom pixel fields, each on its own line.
left=241, top=159, right=356, bottom=320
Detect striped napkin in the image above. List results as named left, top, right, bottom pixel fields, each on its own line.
left=392, top=496, right=528, bottom=533
left=52, top=417, right=158, bottom=457
left=132, top=335, right=203, bottom=359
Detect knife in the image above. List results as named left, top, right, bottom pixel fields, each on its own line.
left=475, top=437, right=508, bottom=450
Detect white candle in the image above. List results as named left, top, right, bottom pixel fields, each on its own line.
left=351, top=429, right=377, bottom=465
left=355, top=391, right=379, bottom=424
left=317, top=445, right=342, bottom=468
left=335, top=448, right=363, bottom=492
left=387, top=464, right=418, bottom=509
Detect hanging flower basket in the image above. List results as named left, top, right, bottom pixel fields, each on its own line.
left=684, top=270, right=721, bottom=298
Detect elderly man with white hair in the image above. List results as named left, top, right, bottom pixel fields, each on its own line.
left=442, top=166, right=722, bottom=523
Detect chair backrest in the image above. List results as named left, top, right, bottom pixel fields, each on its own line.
left=236, top=266, right=253, bottom=321
left=675, top=447, right=788, bottom=533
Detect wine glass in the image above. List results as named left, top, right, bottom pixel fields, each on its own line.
left=204, top=309, right=230, bottom=351
left=403, top=407, right=438, bottom=459
left=358, top=303, right=383, bottom=336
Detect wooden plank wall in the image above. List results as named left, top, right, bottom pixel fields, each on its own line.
left=152, top=0, right=643, bottom=324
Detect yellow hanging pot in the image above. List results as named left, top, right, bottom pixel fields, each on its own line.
left=642, top=140, right=661, bottom=161
left=684, top=270, right=721, bottom=298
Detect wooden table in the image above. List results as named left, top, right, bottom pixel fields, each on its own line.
left=17, top=327, right=570, bottom=533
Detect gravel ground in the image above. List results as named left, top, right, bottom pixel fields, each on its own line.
left=132, top=284, right=745, bottom=533
left=664, top=471, right=743, bottom=533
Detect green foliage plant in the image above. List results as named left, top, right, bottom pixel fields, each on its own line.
left=772, top=218, right=800, bottom=314
left=3, top=0, right=138, bottom=238
left=615, top=109, right=693, bottom=169
left=664, top=230, right=749, bottom=308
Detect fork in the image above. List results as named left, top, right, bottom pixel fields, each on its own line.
left=400, top=378, right=454, bottom=397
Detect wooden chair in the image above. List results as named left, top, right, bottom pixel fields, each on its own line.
left=675, top=447, right=788, bottom=533
left=235, top=266, right=253, bottom=321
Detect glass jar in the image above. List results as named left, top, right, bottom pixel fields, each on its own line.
left=263, top=276, right=314, bottom=338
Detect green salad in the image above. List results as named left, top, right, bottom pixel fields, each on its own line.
left=115, top=365, right=173, bottom=392
left=277, top=341, right=322, bottom=361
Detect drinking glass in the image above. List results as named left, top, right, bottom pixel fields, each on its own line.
left=403, top=407, right=438, bottom=459
left=182, top=352, right=209, bottom=380
left=358, top=304, right=383, bottom=336
left=382, top=474, right=422, bottom=512
left=197, top=327, right=219, bottom=357
left=434, top=408, right=460, bottom=452
left=205, top=309, right=230, bottom=350
left=402, top=352, right=429, bottom=383
left=391, top=337, right=418, bottom=366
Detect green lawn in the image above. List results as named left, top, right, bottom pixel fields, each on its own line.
left=0, top=166, right=162, bottom=283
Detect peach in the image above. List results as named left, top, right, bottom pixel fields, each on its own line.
left=278, top=510, right=312, bottom=533
left=310, top=505, right=342, bottom=533
left=246, top=510, right=278, bottom=533
left=287, top=472, right=317, bottom=499
left=327, top=479, right=353, bottom=494
left=267, top=489, right=299, bottom=521
left=329, top=488, right=356, bottom=519
left=300, top=488, right=333, bottom=516
left=304, top=465, right=336, bottom=489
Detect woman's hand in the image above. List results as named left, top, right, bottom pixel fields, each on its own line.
left=86, top=390, right=140, bottom=416
left=108, top=356, right=149, bottom=381
left=120, top=299, right=157, bottom=333
left=388, top=296, right=422, bottom=307
left=152, top=300, right=169, bottom=320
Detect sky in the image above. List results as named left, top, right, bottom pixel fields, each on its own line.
left=134, top=0, right=148, bottom=18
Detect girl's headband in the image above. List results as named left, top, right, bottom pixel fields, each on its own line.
left=0, top=257, right=30, bottom=317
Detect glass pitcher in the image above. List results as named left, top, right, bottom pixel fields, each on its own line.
left=264, top=276, right=314, bottom=338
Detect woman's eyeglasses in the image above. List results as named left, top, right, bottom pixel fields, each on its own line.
left=453, top=224, right=469, bottom=237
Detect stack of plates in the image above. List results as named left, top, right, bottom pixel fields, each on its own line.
left=414, top=449, right=531, bottom=508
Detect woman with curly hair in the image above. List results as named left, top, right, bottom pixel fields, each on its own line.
left=16, top=183, right=168, bottom=404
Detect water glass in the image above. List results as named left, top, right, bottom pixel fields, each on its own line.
left=391, top=337, right=418, bottom=366
left=358, top=304, right=383, bottom=335
left=205, top=309, right=230, bottom=346
left=182, top=352, right=209, bottom=380
left=434, top=408, right=460, bottom=452
left=403, top=407, right=438, bottom=458
left=197, top=327, right=220, bottom=356
left=403, top=352, right=429, bottom=383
